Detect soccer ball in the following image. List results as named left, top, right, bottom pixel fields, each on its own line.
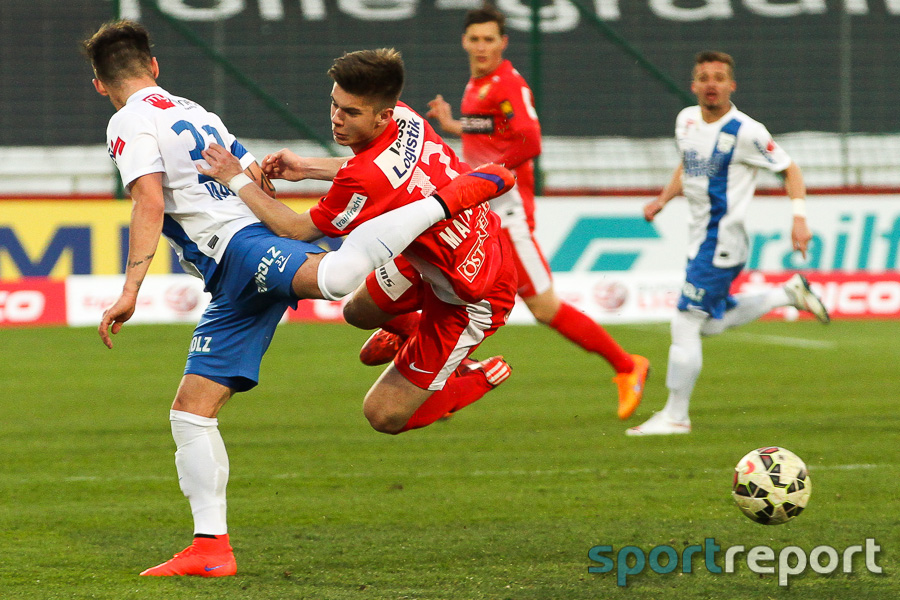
left=732, top=446, right=811, bottom=525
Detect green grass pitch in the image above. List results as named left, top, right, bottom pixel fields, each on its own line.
left=0, top=318, right=896, bottom=599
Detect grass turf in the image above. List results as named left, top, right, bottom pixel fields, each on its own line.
left=0, top=319, right=896, bottom=599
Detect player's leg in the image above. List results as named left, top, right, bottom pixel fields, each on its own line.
left=140, top=375, right=238, bottom=577
left=143, top=231, right=302, bottom=577
left=362, top=261, right=517, bottom=434
left=290, top=165, right=515, bottom=302
left=626, top=309, right=701, bottom=436
left=627, top=256, right=740, bottom=436
left=701, top=274, right=829, bottom=336
left=495, top=193, right=648, bottom=418
left=347, top=258, right=423, bottom=365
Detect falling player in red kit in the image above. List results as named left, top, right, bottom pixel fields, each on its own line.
left=254, top=48, right=518, bottom=434
left=424, top=5, right=649, bottom=419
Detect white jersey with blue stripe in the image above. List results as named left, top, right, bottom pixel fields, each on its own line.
left=106, top=86, right=259, bottom=281
left=676, top=104, right=792, bottom=268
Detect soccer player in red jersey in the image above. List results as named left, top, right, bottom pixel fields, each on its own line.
left=426, top=5, right=649, bottom=419
left=251, top=48, right=518, bottom=434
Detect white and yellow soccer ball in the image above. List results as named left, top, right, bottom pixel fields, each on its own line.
left=732, top=446, right=811, bottom=525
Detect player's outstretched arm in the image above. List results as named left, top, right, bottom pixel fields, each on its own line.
left=200, top=143, right=322, bottom=241
left=644, top=164, right=683, bottom=221
left=426, top=95, right=463, bottom=136
left=261, top=149, right=345, bottom=182
left=99, top=173, right=164, bottom=349
left=781, top=161, right=811, bottom=258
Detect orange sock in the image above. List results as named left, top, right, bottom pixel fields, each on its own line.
left=399, top=368, right=492, bottom=432
left=549, top=302, right=634, bottom=373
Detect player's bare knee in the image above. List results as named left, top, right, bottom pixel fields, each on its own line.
left=524, top=291, right=561, bottom=324
left=526, top=299, right=556, bottom=324
left=363, top=402, right=406, bottom=434
left=343, top=303, right=379, bottom=329
left=343, top=291, right=389, bottom=330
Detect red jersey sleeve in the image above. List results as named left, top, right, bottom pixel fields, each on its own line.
left=308, top=170, right=382, bottom=237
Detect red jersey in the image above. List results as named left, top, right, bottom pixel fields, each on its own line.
left=459, top=59, right=542, bottom=199
left=309, top=103, right=503, bottom=304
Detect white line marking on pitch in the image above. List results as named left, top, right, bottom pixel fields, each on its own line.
left=631, top=324, right=837, bottom=350
left=726, top=332, right=837, bottom=349
left=24, top=463, right=879, bottom=485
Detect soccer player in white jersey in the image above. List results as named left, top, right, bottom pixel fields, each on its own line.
left=626, top=51, right=830, bottom=436
left=83, top=20, right=513, bottom=576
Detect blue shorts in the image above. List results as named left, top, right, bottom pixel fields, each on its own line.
left=184, top=223, right=325, bottom=392
left=677, top=241, right=743, bottom=319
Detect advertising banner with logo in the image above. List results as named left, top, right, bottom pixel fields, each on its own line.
left=0, top=199, right=316, bottom=281
left=0, top=279, right=67, bottom=326
left=65, top=275, right=210, bottom=327
left=1, top=197, right=897, bottom=327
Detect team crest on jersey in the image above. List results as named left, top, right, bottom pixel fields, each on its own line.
left=332, top=193, right=368, bottom=231
left=143, top=93, right=175, bottom=109
left=108, top=137, right=126, bottom=161
left=716, top=133, right=736, bottom=154
left=753, top=138, right=778, bottom=164
left=500, top=100, right=515, bottom=119
left=373, top=106, right=425, bottom=189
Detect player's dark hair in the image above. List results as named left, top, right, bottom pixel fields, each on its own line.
left=328, top=48, right=404, bottom=111
left=694, top=50, right=735, bottom=78
left=464, top=4, right=506, bottom=36
left=82, top=20, right=154, bottom=84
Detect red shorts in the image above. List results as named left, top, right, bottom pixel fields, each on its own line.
left=365, top=246, right=517, bottom=391
left=492, top=186, right=552, bottom=298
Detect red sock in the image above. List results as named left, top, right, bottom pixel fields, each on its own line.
left=549, top=302, right=634, bottom=373
left=382, top=312, right=420, bottom=338
left=399, top=368, right=493, bottom=432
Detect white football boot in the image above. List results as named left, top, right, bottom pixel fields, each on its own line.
left=784, top=274, right=830, bottom=324
left=625, top=411, right=692, bottom=436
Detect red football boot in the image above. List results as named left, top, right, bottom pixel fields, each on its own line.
left=140, top=535, right=236, bottom=577
left=359, top=329, right=405, bottom=366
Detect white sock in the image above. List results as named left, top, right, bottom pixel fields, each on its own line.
left=317, top=198, right=446, bottom=300
left=662, top=311, right=705, bottom=422
left=701, top=287, right=791, bottom=336
left=170, top=409, right=229, bottom=536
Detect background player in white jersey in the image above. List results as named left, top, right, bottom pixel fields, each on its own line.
left=83, top=20, right=511, bottom=576
left=627, top=51, right=830, bottom=436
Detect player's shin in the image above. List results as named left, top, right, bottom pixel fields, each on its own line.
left=399, top=372, right=494, bottom=432
left=170, top=410, right=229, bottom=535
left=549, top=302, right=634, bottom=373
left=662, top=311, right=704, bottom=421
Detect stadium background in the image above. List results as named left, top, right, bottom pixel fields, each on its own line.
left=1, top=0, right=899, bottom=323
left=5, top=0, right=900, bottom=142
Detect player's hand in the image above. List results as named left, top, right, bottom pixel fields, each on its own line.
left=261, top=149, right=306, bottom=181
left=791, top=216, right=812, bottom=259
left=99, top=292, right=138, bottom=349
left=643, top=198, right=666, bottom=222
left=198, top=143, right=243, bottom=185
left=426, top=95, right=453, bottom=125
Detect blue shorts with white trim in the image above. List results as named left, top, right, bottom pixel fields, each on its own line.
left=677, top=251, right=743, bottom=320
left=184, top=223, right=325, bottom=391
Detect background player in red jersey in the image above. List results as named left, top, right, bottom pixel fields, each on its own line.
left=246, top=49, right=518, bottom=434
left=426, top=5, right=649, bottom=419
